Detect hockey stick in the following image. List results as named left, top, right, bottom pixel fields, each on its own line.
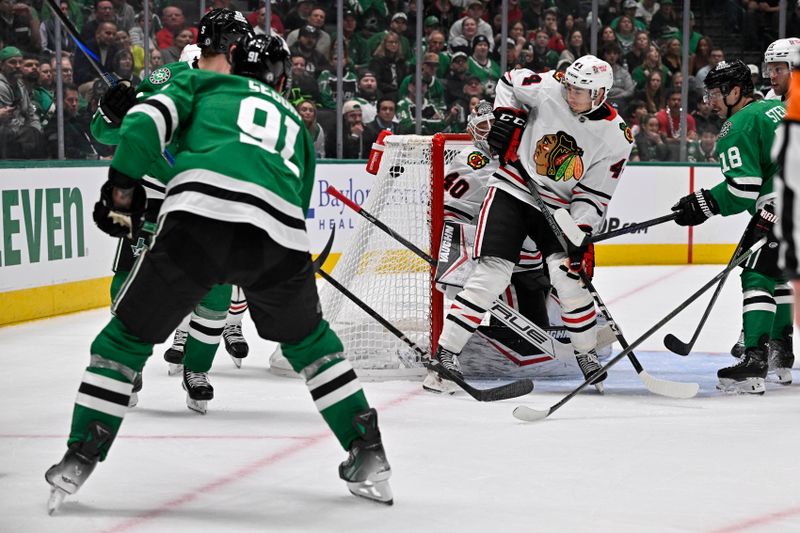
left=662, top=230, right=750, bottom=356
left=43, top=0, right=116, bottom=86
left=518, top=169, right=699, bottom=398
left=326, top=185, right=596, bottom=362
left=43, top=0, right=176, bottom=166
left=590, top=213, right=678, bottom=243
left=315, top=228, right=533, bottom=401
left=512, top=236, right=768, bottom=422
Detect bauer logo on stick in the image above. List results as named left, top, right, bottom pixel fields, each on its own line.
left=533, top=131, right=585, bottom=182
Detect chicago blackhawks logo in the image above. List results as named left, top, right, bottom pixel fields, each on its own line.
left=149, top=67, right=171, bottom=85
left=552, top=71, right=564, bottom=83
left=533, top=131, right=585, bottom=182
left=466, top=151, right=489, bottom=170
left=620, top=122, right=633, bottom=144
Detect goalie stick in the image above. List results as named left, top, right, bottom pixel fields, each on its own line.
left=43, top=0, right=175, bottom=166
left=662, top=229, right=750, bottom=356
left=315, top=229, right=533, bottom=402
left=325, top=185, right=615, bottom=363
left=521, top=174, right=699, bottom=399
left=512, top=236, right=768, bottom=422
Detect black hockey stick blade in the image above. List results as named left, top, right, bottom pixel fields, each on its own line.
left=427, top=360, right=534, bottom=402
left=312, top=227, right=336, bottom=272
left=521, top=175, right=698, bottom=398
left=512, top=236, right=767, bottom=422
left=663, top=333, right=692, bottom=356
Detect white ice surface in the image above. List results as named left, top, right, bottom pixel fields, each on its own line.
left=3, top=265, right=800, bottom=533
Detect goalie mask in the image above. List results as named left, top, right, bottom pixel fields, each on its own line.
left=231, top=33, right=291, bottom=92
left=198, top=8, right=253, bottom=54
left=467, top=100, right=494, bottom=155
left=563, top=55, right=614, bottom=115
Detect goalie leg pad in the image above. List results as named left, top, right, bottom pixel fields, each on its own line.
left=546, top=253, right=596, bottom=353
left=438, top=256, right=515, bottom=354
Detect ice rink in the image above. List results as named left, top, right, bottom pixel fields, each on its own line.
left=3, top=264, right=800, bottom=533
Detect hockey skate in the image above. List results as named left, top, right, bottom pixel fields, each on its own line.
left=767, top=330, right=794, bottom=385
left=128, top=372, right=143, bottom=407
left=717, top=343, right=768, bottom=395
left=422, top=346, right=462, bottom=395
left=339, top=408, right=393, bottom=505
left=182, top=368, right=214, bottom=414
left=45, top=421, right=111, bottom=514
left=164, top=329, right=187, bottom=376
left=222, top=323, right=249, bottom=368
left=576, top=349, right=607, bottom=393
left=730, top=330, right=745, bottom=359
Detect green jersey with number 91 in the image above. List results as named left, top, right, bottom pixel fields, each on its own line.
left=112, top=68, right=315, bottom=253
left=708, top=99, right=786, bottom=215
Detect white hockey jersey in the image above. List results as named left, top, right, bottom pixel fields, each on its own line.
left=491, top=69, right=634, bottom=233
left=444, top=145, right=542, bottom=271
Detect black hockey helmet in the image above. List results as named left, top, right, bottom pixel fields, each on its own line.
left=231, top=33, right=291, bottom=90
left=703, top=59, right=754, bottom=98
left=197, top=8, right=253, bottom=54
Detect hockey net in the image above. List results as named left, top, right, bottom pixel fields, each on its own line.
left=269, top=133, right=472, bottom=380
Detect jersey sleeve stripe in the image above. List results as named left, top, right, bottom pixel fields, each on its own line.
left=575, top=182, right=613, bottom=201
left=147, top=93, right=179, bottom=138
left=725, top=176, right=762, bottom=193
left=128, top=103, right=170, bottom=151
left=443, top=205, right=474, bottom=221
left=727, top=176, right=763, bottom=186
left=726, top=184, right=760, bottom=200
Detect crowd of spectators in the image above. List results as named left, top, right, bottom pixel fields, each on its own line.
left=0, top=0, right=789, bottom=160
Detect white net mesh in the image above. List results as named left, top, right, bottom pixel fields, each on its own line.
left=317, top=135, right=471, bottom=380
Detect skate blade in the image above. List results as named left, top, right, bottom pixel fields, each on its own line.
left=186, top=397, right=208, bottom=414
left=346, top=478, right=393, bottom=505
left=48, top=486, right=67, bottom=515
left=768, top=369, right=793, bottom=385
left=422, top=372, right=457, bottom=395
left=230, top=355, right=243, bottom=369
left=128, top=392, right=138, bottom=408
left=167, top=363, right=183, bottom=376
left=716, top=377, right=766, bottom=395
left=593, top=382, right=605, bottom=394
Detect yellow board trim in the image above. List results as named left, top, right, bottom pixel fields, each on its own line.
left=0, top=277, right=112, bottom=327
left=1, top=244, right=739, bottom=327
left=595, top=243, right=738, bottom=266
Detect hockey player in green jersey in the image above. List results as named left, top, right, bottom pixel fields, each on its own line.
left=671, top=59, right=790, bottom=394
left=91, top=8, right=255, bottom=412
left=45, top=33, right=392, bottom=513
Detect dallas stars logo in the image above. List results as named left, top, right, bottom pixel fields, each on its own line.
left=149, top=67, right=171, bottom=85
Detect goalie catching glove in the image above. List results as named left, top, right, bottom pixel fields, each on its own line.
left=671, top=189, right=719, bottom=226
left=93, top=167, right=146, bottom=239
left=566, top=224, right=594, bottom=279
left=487, top=107, right=527, bottom=165
left=98, top=80, right=137, bottom=128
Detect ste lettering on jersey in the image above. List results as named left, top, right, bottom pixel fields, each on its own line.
left=490, top=70, right=634, bottom=234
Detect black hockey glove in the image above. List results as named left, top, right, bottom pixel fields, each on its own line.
left=671, top=189, right=719, bottom=226
left=93, top=167, right=146, bottom=239
left=750, top=205, right=778, bottom=237
left=487, top=107, right=528, bottom=166
left=98, top=80, right=137, bottom=128
left=566, top=224, right=594, bottom=280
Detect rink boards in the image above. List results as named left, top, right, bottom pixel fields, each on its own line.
left=0, top=161, right=748, bottom=325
